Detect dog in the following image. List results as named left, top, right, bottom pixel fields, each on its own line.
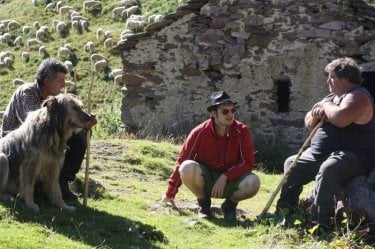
left=0, top=93, right=95, bottom=212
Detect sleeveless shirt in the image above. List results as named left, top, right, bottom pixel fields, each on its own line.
left=310, top=87, right=375, bottom=168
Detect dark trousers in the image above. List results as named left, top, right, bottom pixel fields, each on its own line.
left=60, top=130, right=87, bottom=182
left=276, top=148, right=368, bottom=226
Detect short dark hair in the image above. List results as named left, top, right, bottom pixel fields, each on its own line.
left=325, top=57, right=362, bottom=85
left=36, top=58, right=67, bottom=87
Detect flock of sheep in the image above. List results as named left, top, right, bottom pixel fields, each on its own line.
left=0, top=0, right=165, bottom=87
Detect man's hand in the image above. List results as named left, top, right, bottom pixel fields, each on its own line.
left=211, top=174, right=227, bottom=198
left=85, top=114, right=97, bottom=130
left=161, top=194, right=177, bottom=208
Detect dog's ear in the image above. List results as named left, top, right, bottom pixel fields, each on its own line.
left=42, top=95, right=67, bottom=136
left=42, top=96, right=58, bottom=113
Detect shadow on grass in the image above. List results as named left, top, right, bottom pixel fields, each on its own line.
left=0, top=197, right=167, bottom=249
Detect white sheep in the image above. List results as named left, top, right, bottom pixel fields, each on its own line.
left=64, top=43, right=73, bottom=51
left=22, top=25, right=31, bottom=35
left=148, top=14, right=164, bottom=23
left=33, top=21, right=40, bottom=30
left=7, top=20, right=20, bottom=31
left=96, top=28, right=105, bottom=41
left=38, top=46, right=48, bottom=58
left=26, top=38, right=43, bottom=50
left=64, top=60, right=73, bottom=73
left=83, top=0, right=102, bottom=11
left=56, top=21, right=67, bottom=36
left=21, top=52, right=30, bottom=62
left=0, top=51, right=14, bottom=61
left=13, top=36, right=23, bottom=47
left=124, top=6, right=139, bottom=19
left=113, top=74, right=124, bottom=85
left=0, top=23, right=6, bottom=33
left=59, top=6, right=73, bottom=18
left=103, top=38, right=116, bottom=50
left=72, top=20, right=80, bottom=31
left=109, top=68, right=123, bottom=79
left=36, top=26, right=49, bottom=41
left=3, top=57, right=14, bottom=68
left=56, top=1, right=63, bottom=11
left=90, top=53, right=107, bottom=63
left=58, top=46, right=71, bottom=59
left=44, top=2, right=55, bottom=12
left=80, top=19, right=89, bottom=32
left=119, top=0, right=136, bottom=7
left=0, top=33, right=11, bottom=44
left=31, top=0, right=39, bottom=6
left=94, top=59, right=108, bottom=72
left=13, top=78, right=27, bottom=86
left=112, top=6, right=126, bottom=20
left=126, top=19, right=144, bottom=32
left=83, top=41, right=95, bottom=53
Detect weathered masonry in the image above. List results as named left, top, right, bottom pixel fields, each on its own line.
left=115, top=0, right=375, bottom=150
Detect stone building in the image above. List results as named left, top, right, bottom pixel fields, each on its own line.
left=115, top=0, right=375, bottom=152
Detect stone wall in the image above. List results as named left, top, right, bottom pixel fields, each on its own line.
left=115, top=0, right=375, bottom=150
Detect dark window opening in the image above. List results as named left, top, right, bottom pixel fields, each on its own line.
left=275, top=79, right=291, bottom=112
left=362, top=71, right=375, bottom=100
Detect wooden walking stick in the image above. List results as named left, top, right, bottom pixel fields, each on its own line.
left=83, top=69, right=95, bottom=207
left=258, top=119, right=324, bottom=218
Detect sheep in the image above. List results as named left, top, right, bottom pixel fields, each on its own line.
left=83, top=0, right=102, bottom=11
left=103, top=38, right=116, bottom=50
left=13, top=36, right=23, bottom=47
left=148, top=14, right=164, bottom=23
left=44, top=2, right=55, bottom=12
left=21, top=52, right=30, bottom=62
left=38, top=45, right=48, bottom=58
left=58, top=46, right=71, bottom=59
left=96, top=28, right=105, bottom=41
left=113, top=74, right=124, bottom=85
left=0, top=51, right=14, bottom=61
left=120, top=29, right=134, bottom=40
left=0, top=33, right=11, bottom=44
left=13, top=78, right=27, bottom=86
left=3, top=57, right=14, bottom=68
left=26, top=38, right=43, bottom=50
left=59, top=6, right=73, bottom=18
left=109, top=68, right=123, bottom=79
left=7, top=20, right=20, bottom=31
left=83, top=41, right=95, bottom=53
left=56, top=1, right=63, bottom=11
left=119, top=0, right=136, bottom=7
left=56, top=21, right=67, bottom=36
left=90, top=53, right=107, bottom=63
left=64, top=60, right=73, bottom=73
left=124, top=6, right=139, bottom=19
left=36, top=26, right=50, bottom=41
left=112, top=6, right=126, bottom=20
left=64, top=43, right=73, bottom=51
left=0, top=23, right=5, bottom=33
left=22, top=25, right=31, bottom=35
left=31, top=0, right=39, bottom=6
left=94, top=59, right=108, bottom=72
left=72, top=20, right=80, bottom=31
left=33, top=21, right=40, bottom=31
left=80, top=19, right=89, bottom=32
left=125, top=19, right=145, bottom=32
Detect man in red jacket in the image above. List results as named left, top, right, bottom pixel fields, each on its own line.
left=162, top=91, right=260, bottom=220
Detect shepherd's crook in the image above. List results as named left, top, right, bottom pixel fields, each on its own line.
left=83, top=69, right=95, bottom=207
left=258, top=119, right=324, bottom=218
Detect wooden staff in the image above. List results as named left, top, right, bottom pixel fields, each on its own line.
left=83, top=69, right=95, bottom=207
left=258, top=119, right=324, bottom=218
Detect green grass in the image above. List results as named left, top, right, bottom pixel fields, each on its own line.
left=0, top=138, right=373, bottom=249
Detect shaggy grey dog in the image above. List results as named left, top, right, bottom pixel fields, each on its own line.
left=0, top=93, right=94, bottom=212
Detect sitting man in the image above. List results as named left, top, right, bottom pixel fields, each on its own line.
left=276, top=57, right=375, bottom=228
left=162, top=91, right=260, bottom=220
left=1, top=58, right=97, bottom=200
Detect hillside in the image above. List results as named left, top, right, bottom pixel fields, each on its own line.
left=0, top=0, right=177, bottom=136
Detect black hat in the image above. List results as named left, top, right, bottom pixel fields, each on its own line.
left=207, top=91, right=238, bottom=112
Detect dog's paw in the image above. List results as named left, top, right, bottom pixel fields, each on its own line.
left=63, top=205, right=76, bottom=212
left=27, top=203, right=40, bottom=213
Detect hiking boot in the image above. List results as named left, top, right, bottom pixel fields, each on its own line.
left=60, top=179, right=78, bottom=201
left=197, top=196, right=212, bottom=219
left=221, top=198, right=238, bottom=220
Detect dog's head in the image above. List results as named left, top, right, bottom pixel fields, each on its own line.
left=42, top=94, right=95, bottom=138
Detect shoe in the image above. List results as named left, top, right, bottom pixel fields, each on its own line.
left=221, top=198, right=238, bottom=220
left=60, top=179, right=78, bottom=201
left=197, top=196, right=212, bottom=219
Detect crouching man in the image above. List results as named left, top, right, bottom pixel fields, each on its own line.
left=162, top=91, right=260, bottom=220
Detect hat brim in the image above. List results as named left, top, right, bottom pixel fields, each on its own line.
left=207, top=100, right=238, bottom=112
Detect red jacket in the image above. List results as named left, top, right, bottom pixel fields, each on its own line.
left=165, top=117, right=255, bottom=199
